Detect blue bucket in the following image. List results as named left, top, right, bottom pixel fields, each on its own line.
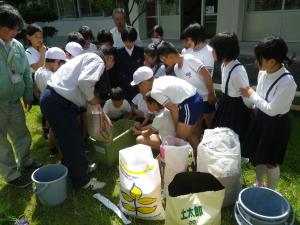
left=234, top=187, right=294, bottom=225
left=32, top=164, right=68, bottom=207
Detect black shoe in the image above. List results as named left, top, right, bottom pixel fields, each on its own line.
left=49, top=148, right=59, bottom=158
left=7, top=175, right=32, bottom=188
left=24, top=161, right=43, bottom=171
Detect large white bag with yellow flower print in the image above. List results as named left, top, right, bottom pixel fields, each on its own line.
left=119, top=144, right=165, bottom=220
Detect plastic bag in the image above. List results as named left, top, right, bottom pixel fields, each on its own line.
left=119, top=144, right=165, bottom=220
left=86, top=104, right=112, bottom=142
left=160, top=136, right=192, bottom=195
left=197, top=127, right=241, bottom=207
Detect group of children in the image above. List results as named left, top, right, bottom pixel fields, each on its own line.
left=24, top=19, right=297, bottom=191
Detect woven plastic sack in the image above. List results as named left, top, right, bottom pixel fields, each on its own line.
left=197, top=127, right=241, bottom=207
left=86, top=104, right=112, bottom=142
left=119, top=144, right=165, bottom=220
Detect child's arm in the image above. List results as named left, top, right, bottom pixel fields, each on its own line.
left=198, top=67, right=217, bottom=104
left=164, top=101, right=179, bottom=126
left=141, top=127, right=156, bottom=138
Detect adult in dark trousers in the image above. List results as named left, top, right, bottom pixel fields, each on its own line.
left=40, top=52, right=106, bottom=190
left=0, top=4, right=42, bottom=188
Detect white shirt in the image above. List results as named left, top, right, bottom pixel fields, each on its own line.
left=187, top=44, right=214, bottom=72
left=82, top=43, right=97, bottom=53
left=150, top=76, right=196, bottom=105
left=249, top=66, right=297, bottom=117
left=110, top=25, right=143, bottom=48
left=125, top=46, right=134, bottom=56
left=174, top=54, right=209, bottom=101
left=181, top=48, right=192, bottom=54
left=132, top=93, right=148, bottom=117
left=221, top=60, right=251, bottom=107
left=48, top=52, right=105, bottom=107
left=25, top=47, right=40, bottom=67
left=152, top=64, right=166, bottom=78
left=152, top=109, right=176, bottom=140
left=103, top=99, right=131, bottom=119
left=34, top=67, right=53, bottom=93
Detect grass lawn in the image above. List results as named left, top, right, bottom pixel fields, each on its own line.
left=0, top=105, right=299, bottom=225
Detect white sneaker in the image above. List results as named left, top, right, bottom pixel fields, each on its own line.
left=87, top=163, right=97, bottom=173
left=83, top=179, right=106, bottom=191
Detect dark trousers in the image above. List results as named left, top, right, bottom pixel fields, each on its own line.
left=40, top=87, right=89, bottom=188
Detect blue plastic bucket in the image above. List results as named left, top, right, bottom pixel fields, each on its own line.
left=234, top=187, right=294, bottom=225
left=32, top=164, right=68, bottom=207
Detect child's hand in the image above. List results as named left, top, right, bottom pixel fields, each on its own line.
left=141, top=130, right=150, bottom=137
left=240, top=87, right=255, bottom=98
left=207, top=93, right=217, bottom=105
left=39, top=44, right=47, bottom=54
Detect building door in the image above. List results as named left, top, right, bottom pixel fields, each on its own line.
left=181, top=0, right=202, bottom=32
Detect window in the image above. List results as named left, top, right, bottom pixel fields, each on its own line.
left=160, top=0, right=180, bottom=16
left=247, top=0, right=282, bottom=11
left=285, top=0, right=300, bottom=9
left=56, top=0, right=78, bottom=18
left=146, top=1, right=157, bottom=37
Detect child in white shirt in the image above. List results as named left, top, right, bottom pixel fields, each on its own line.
left=136, top=95, right=175, bottom=151
left=103, top=87, right=131, bottom=121
left=65, top=42, right=83, bottom=60
left=34, top=47, right=66, bottom=157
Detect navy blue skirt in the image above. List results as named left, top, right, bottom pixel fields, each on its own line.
left=213, top=94, right=251, bottom=147
left=242, top=109, right=291, bottom=166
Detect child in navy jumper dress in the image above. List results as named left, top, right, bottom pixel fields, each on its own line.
left=210, top=32, right=251, bottom=145
left=240, top=36, right=297, bottom=190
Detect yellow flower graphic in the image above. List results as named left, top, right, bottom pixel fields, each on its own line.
left=121, top=183, right=158, bottom=216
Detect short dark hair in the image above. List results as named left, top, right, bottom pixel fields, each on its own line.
left=144, top=47, right=157, bottom=58
left=0, top=4, right=24, bottom=30
left=184, top=23, right=205, bottom=44
left=101, top=45, right=117, bottom=58
left=26, top=23, right=42, bottom=36
left=121, top=26, right=137, bottom=42
left=45, top=58, right=66, bottom=64
left=255, top=36, right=293, bottom=67
left=26, top=23, right=43, bottom=46
left=157, top=41, right=179, bottom=57
left=209, top=32, right=240, bottom=62
left=110, top=87, right=124, bottom=101
left=97, top=29, right=114, bottom=46
left=67, top=31, right=86, bottom=47
left=180, top=33, right=187, bottom=41
left=112, top=8, right=126, bottom=17
left=78, top=25, right=94, bottom=41
left=150, top=25, right=164, bottom=37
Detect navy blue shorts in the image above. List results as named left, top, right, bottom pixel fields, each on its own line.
left=202, top=101, right=216, bottom=114
left=178, top=93, right=203, bottom=125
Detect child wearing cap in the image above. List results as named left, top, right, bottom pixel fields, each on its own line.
left=131, top=66, right=203, bottom=151
left=103, top=87, right=132, bottom=121
left=65, top=42, right=83, bottom=60
left=136, top=94, right=175, bottom=151
left=34, top=47, right=66, bottom=157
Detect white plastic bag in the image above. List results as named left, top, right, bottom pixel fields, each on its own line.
left=197, top=128, right=241, bottom=207
left=119, top=144, right=165, bottom=220
left=86, top=104, right=112, bottom=142
left=160, top=136, right=192, bottom=195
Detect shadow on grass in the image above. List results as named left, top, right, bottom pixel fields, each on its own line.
left=0, top=183, right=34, bottom=225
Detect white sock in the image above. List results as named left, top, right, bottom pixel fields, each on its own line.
left=255, top=165, right=267, bottom=187
left=267, top=166, right=280, bottom=190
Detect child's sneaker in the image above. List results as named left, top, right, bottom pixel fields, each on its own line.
left=83, top=178, right=106, bottom=191
left=87, top=162, right=97, bottom=173
left=49, top=148, right=59, bottom=158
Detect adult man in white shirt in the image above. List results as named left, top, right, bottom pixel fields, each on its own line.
left=110, top=8, right=142, bottom=48
left=40, top=52, right=108, bottom=190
